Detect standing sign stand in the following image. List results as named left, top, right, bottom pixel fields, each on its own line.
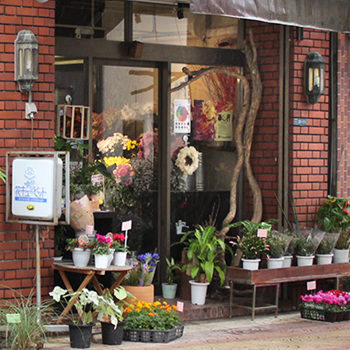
left=5, top=151, right=70, bottom=322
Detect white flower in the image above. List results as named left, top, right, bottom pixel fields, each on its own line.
left=175, top=146, right=199, bottom=175
left=49, top=286, right=67, bottom=302
left=121, top=104, right=137, bottom=120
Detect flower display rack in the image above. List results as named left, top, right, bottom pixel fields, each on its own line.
left=123, top=325, right=184, bottom=343
left=300, top=307, right=350, bottom=323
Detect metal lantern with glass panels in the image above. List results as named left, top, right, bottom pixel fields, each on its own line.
left=14, top=30, right=39, bottom=93
left=304, top=52, right=326, bottom=104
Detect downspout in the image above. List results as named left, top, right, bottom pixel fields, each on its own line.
left=328, top=32, right=338, bottom=196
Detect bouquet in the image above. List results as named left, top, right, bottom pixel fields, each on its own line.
left=122, top=252, right=159, bottom=286
left=124, top=300, right=180, bottom=330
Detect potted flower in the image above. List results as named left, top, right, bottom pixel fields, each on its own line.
left=229, top=219, right=278, bottom=269
left=112, top=232, right=128, bottom=266
left=179, top=225, right=232, bottom=305
left=94, top=286, right=134, bottom=346
left=123, top=300, right=184, bottom=343
left=66, top=235, right=92, bottom=268
left=50, top=286, right=100, bottom=349
left=91, top=234, right=112, bottom=269
left=266, top=236, right=285, bottom=269
left=162, top=257, right=181, bottom=299
left=121, top=252, right=159, bottom=303
left=316, top=231, right=340, bottom=265
left=317, top=195, right=350, bottom=263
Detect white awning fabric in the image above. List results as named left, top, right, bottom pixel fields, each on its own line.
left=190, top=0, right=350, bottom=33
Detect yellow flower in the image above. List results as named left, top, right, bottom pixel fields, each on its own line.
left=103, top=156, right=130, bottom=167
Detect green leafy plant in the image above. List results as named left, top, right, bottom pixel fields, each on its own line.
left=179, top=225, right=232, bottom=286
left=266, top=236, right=285, bottom=258
left=65, top=235, right=92, bottom=252
left=91, top=234, right=112, bottom=255
left=0, top=288, right=52, bottom=350
left=0, top=168, right=6, bottom=183
left=316, top=232, right=340, bottom=254
left=124, top=300, right=181, bottom=330
left=295, top=236, right=319, bottom=256
left=229, top=219, right=278, bottom=236
left=94, top=287, right=134, bottom=329
left=317, top=195, right=350, bottom=249
left=234, top=234, right=269, bottom=259
left=50, top=286, right=99, bottom=325
left=165, top=257, right=181, bottom=284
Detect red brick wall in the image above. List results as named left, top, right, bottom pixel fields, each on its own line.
left=289, top=29, right=329, bottom=224
left=245, top=24, right=330, bottom=226
left=0, top=0, right=56, bottom=301
left=337, top=33, right=350, bottom=198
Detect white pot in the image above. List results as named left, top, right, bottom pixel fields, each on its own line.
left=94, top=254, right=110, bottom=269
left=296, top=255, right=314, bottom=266
left=267, top=257, right=284, bottom=269
left=316, top=254, right=333, bottom=265
left=72, top=248, right=91, bottom=268
left=189, top=280, right=210, bottom=305
left=282, top=255, right=293, bottom=267
left=241, top=258, right=261, bottom=271
left=114, top=251, right=127, bottom=266
left=108, top=249, right=115, bottom=267
left=333, top=249, right=349, bottom=264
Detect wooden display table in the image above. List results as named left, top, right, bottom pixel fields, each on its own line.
left=52, top=262, right=132, bottom=323
left=227, top=263, right=350, bottom=320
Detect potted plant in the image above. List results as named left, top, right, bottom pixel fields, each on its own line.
left=112, top=232, right=128, bottom=266
left=66, top=234, right=93, bottom=268
left=162, top=257, right=181, bottom=299
left=91, top=234, right=112, bottom=269
left=316, top=231, right=340, bottom=265
left=120, top=252, right=159, bottom=303
left=266, top=236, right=285, bottom=269
left=94, top=286, right=134, bottom=346
left=0, top=288, right=52, bottom=350
left=50, top=286, right=100, bottom=349
left=179, top=225, right=232, bottom=305
left=317, top=195, right=350, bottom=263
left=123, top=300, right=184, bottom=343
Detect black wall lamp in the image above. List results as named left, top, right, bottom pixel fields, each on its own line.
left=304, top=52, right=326, bottom=104
left=14, top=30, right=39, bottom=119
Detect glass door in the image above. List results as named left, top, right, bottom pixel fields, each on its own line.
left=92, top=63, right=159, bottom=255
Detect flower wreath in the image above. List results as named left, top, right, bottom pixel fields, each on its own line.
left=175, top=146, right=199, bottom=175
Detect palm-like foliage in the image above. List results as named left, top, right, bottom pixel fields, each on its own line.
left=180, top=225, right=232, bottom=286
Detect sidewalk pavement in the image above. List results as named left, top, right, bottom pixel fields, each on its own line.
left=44, top=311, right=350, bottom=350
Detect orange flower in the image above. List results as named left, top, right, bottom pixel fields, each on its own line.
left=166, top=307, right=172, bottom=313
left=148, top=312, right=154, bottom=317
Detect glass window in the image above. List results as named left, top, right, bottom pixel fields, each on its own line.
left=132, top=3, right=239, bottom=48
left=92, top=64, right=159, bottom=254
left=170, top=63, right=242, bottom=258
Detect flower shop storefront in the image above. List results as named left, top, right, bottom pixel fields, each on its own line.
left=55, top=0, right=245, bottom=289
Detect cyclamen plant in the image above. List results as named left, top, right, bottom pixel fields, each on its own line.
left=92, top=234, right=112, bottom=255
left=111, top=233, right=128, bottom=252
left=300, top=290, right=350, bottom=312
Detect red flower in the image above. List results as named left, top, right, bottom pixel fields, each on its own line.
left=344, top=209, right=350, bottom=215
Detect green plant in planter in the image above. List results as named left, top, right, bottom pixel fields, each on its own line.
left=235, top=234, right=269, bottom=259
left=295, top=237, right=319, bottom=256
left=179, top=225, right=232, bottom=285
left=94, top=287, right=134, bottom=329
left=266, top=236, right=285, bottom=258
left=0, top=289, right=52, bottom=350
left=316, top=232, right=340, bottom=254
left=165, top=257, right=181, bottom=284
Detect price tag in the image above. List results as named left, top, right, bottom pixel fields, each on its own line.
left=257, top=229, right=268, bottom=238
left=85, top=225, right=94, bottom=235
left=91, top=174, right=104, bottom=186
left=307, top=280, right=316, bottom=291
left=122, top=220, right=132, bottom=231
left=6, top=314, right=21, bottom=323
left=177, top=301, right=184, bottom=312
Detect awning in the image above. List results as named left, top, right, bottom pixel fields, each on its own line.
left=190, top=0, right=350, bottom=33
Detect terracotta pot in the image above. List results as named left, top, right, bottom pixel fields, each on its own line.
left=124, top=284, right=154, bottom=304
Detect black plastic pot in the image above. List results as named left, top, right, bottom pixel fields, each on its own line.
left=68, top=323, right=93, bottom=349
left=101, top=321, right=124, bottom=345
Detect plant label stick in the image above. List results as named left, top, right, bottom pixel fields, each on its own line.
left=122, top=220, right=132, bottom=248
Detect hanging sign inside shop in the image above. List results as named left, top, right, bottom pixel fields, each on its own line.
left=193, top=100, right=233, bottom=141
left=174, top=99, right=191, bottom=134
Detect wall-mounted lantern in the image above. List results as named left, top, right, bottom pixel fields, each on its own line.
left=304, top=52, right=326, bottom=104
left=14, top=30, right=39, bottom=93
